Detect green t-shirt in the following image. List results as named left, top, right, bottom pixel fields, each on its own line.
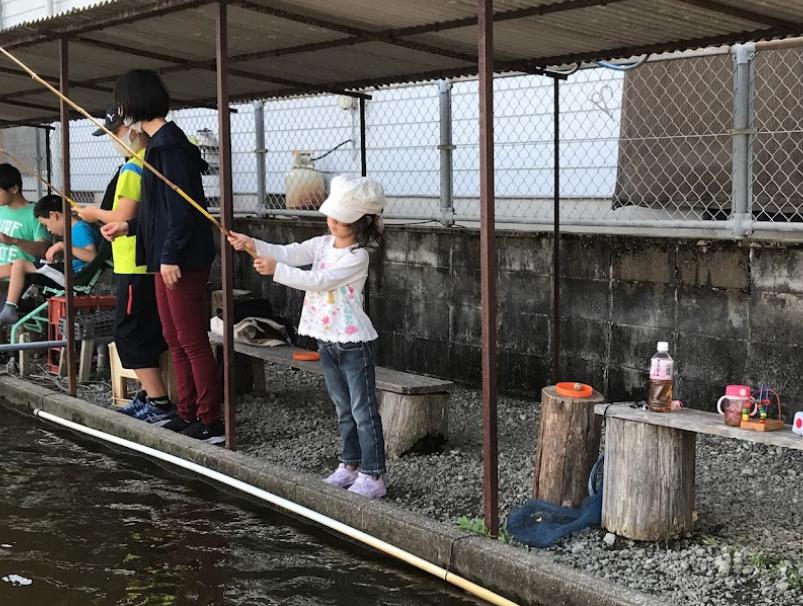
left=0, top=203, right=50, bottom=264
left=112, top=149, right=146, bottom=275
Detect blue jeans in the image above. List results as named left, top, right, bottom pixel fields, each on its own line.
left=318, top=340, right=386, bottom=476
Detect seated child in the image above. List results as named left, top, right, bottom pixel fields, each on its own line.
left=0, top=163, right=50, bottom=279
left=0, top=194, right=98, bottom=325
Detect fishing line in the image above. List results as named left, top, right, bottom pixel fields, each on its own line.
left=0, top=45, right=257, bottom=258
left=0, top=144, right=79, bottom=207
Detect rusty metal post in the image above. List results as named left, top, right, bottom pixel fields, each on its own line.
left=359, top=96, right=367, bottom=177
left=552, top=77, right=560, bottom=383
left=59, top=37, right=76, bottom=396
left=478, top=0, right=498, bottom=537
left=217, top=0, right=236, bottom=449
left=359, top=96, right=371, bottom=316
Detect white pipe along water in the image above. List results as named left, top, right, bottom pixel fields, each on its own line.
left=33, top=409, right=519, bottom=606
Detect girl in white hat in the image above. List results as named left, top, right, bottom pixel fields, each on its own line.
left=228, top=174, right=387, bottom=498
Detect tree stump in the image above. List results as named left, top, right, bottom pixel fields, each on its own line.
left=532, top=385, right=604, bottom=508
left=378, top=391, right=449, bottom=458
left=602, top=417, right=696, bottom=541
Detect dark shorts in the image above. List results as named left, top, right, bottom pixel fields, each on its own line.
left=113, top=273, right=167, bottom=369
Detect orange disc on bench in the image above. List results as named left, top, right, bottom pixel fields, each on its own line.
left=293, top=351, right=320, bottom=362
left=555, top=382, right=593, bottom=398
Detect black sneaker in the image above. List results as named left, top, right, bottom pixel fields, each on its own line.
left=161, top=414, right=193, bottom=433
left=179, top=420, right=225, bottom=445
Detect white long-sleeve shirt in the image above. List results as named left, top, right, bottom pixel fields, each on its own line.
left=254, top=235, right=378, bottom=343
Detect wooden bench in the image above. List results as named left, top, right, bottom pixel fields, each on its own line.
left=209, top=335, right=454, bottom=457
left=596, top=403, right=802, bottom=541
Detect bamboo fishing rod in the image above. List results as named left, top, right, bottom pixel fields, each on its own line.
left=0, top=144, right=79, bottom=207
left=0, top=46, right=258, bottom=258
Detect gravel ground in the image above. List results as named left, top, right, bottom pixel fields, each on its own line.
left=17, top=361, right=803, bottom=606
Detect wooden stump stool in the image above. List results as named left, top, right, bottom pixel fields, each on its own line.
left=109, top=342, right=178, bottom=406
left=602, top=417, right=695, bottom=541
left=532, top=384, right=604, bottom=508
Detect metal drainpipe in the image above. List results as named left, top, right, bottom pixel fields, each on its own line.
left=438, top=79, right=455, bottom=226
left=552, top=77, right=560, bottom=384
left=45, top=126, right=52, bottom=195
left=730, top=42, right=756, bottom=237
left=253, top=100, right=267, bottom=217
left=34, top=128, right=43, bottom=198
left=359, top=96, right=367, bottom=177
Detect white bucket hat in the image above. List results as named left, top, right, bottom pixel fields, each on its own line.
left=319, top=175, right=385, bottom=224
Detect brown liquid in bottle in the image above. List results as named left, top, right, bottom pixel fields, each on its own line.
left=648, top=379, right=673, bottom=412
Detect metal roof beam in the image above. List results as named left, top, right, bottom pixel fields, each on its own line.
left=0, top=98, right=58, bottom=112
left=673, top=0, right=798, bottom=28
left=200, top=0, right=630, bottom=69
left=532, top=24, right=803, bottom=67
left=232, top=0, right=478, bottom=63
left=391, top=0, right=631, bottom=35
left=0, top=119, right=52, bottom=129
left=71, top=36, right=370, bottom=98
left=195, top=59, right=565, bottom=104
left=0, top=64, right=112, bottom=93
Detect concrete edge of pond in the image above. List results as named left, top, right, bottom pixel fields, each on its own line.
left=0, top=375, right=669, bottom=606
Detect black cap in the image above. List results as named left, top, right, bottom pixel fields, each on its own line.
left=92, top=105, right=124, bottom=136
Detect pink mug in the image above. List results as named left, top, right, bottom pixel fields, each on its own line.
left=717, top=385, right=755, bottom=427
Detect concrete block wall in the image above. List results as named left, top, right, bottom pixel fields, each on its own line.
left=228, top=218, right=803, bottom=416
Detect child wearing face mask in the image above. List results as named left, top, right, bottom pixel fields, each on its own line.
left=75, top=106, right=172, bottom=425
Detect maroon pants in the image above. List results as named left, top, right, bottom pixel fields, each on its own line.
left=155, top=266, right=220, bottom=425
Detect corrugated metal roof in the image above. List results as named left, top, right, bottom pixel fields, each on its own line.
left=0, top=0, right=799, bottom=125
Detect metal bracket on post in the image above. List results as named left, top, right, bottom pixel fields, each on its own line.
left=730, top=42, right=756, bottom=238
left=438, top=79, right=455, bottom=227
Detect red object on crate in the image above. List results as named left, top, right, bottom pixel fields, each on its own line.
left=47, top=295, right=116, bottom=374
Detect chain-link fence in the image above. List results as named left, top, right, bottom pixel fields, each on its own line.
left=0, top=43, right=800, bottom=236
left=752, top=47, right=803, bottom=225
left=51, top=120, right=119, bottom=206
left=0, top=126, right=49, bottom=202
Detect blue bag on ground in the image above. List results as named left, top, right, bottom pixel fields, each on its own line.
left=506, top=492, right=602, bottom=548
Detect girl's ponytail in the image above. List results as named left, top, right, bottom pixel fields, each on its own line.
left=351, top=213, right=384, bottom=251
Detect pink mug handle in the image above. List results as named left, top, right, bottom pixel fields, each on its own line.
left=717, top=396, right=757, bottom=416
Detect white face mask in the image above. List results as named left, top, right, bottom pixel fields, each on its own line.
left=111, top=126, right=142, bottom=157
left=111, top=138, right=129, bottom=157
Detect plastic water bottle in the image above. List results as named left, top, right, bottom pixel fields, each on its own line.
left=648, top=341, right=673, bottom=413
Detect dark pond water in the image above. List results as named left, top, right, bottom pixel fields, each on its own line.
left=0, top=406, right=487, bottom=606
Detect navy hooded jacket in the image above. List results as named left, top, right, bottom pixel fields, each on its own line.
left=128, top=121, right=215, bottom=273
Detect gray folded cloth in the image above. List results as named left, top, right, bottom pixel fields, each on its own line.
left=36, top=263, right=65, bottom=287
left=209, top=315, right=287, bottom=347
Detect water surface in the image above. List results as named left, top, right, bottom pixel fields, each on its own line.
left=0, top=405, right=487, bottom=605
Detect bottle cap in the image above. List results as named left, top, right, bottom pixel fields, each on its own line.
left=657, top=341, right=669, bottom=352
